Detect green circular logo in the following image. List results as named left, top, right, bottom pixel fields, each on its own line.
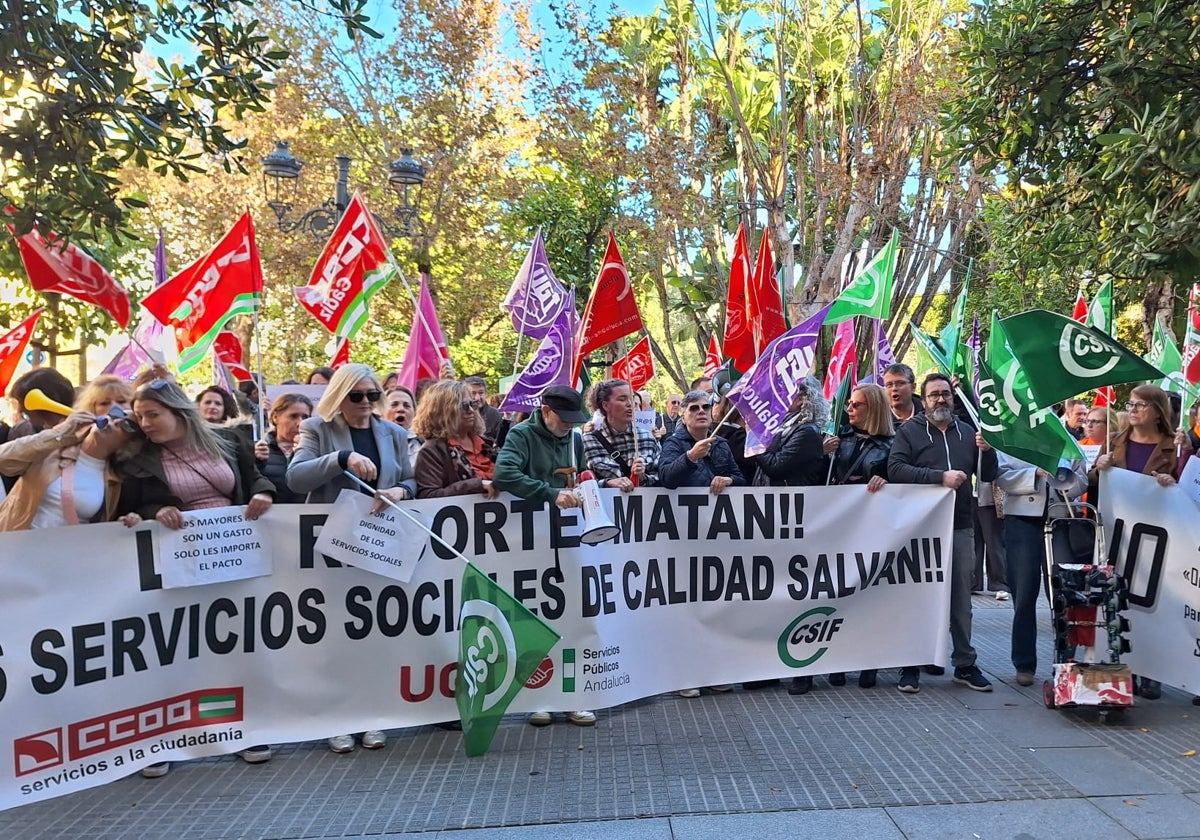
left=778, top=606, right=841, bottom=668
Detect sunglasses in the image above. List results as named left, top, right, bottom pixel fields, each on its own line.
left=846, top=400, right=867, bottom=409
left=686, top=404, right=711, bottom=413
left=95, top=405, right=138, bottom=433
left=460, top=401, right=475, bottom=412
left=147, top=379, right=172, bottom=390
left=346, top=390, right=382, bottom=403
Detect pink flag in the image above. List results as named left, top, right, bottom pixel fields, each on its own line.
left=398, top=274, right=450, bottom=390
left=823, top=319, right=858, bottom=400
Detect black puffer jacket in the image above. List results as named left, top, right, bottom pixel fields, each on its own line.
left=829, top=425, right=892, bottom=486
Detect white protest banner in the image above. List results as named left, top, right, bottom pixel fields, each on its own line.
left=158, top=506, right=271, bottom=589
left=313, top=488, right=430, bottom=583
left=0, top=486, right=953, bottom=810
left=1100, top=469, right=1200, bottom=693
left=634, top=410, right=658, bottom=435
left=1179, top=456, right=1200, bottom=507
left=1079, top=443, right=1102, bottom=470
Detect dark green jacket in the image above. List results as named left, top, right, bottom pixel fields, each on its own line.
left=493, top=409, right=584, bottom=505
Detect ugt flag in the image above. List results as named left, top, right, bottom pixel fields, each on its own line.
left=0, top=309, right=43, bottom=397
left=14, top=228, right=131, bottom=328
left=727, top=303, right=831, bottom=457
left=825, top=230, right=899, bottom=325
left=296, top=192, right=395, bottom=340
left=398, top=274, right=451, bottom=391
left=500, top=291, right=577, bottom=414
left=720, top=223, right=755, bottom=373
left=999, top=309, right=1163, bottom=407
left=502, top=229, right=571, bottom=340
left=749, top=228, right=787, bottom=353
left=573, top=231, right=644, bottom=383
left=456, top=562, right=560, bottom=757
left=977, top=312, right=1083, bottom=474
left=141, top=212, right=263, bottom=373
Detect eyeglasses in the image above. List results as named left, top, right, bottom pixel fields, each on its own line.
left=924, top=391, right=953, bottom=401
left=883, top=381, right=912, bottom=390
left=1083, top=419, right=1107, bottom=426
left=1125, top=401, right=1151, bottom=411
left=668, top=400, right=680, bottom=405
left=846, top=401, right=867, bottom=409
left=345, top=390, right=382, bottom=403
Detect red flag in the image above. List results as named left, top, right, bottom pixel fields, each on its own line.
left=612, top=335, right=655, bottom=391
left=296, top=192, right=395, bottom=340
left=213, top=331, right=251, bottom=382
left=331, top=336, right=351, bottom=369
left=703, top=334, right=721, bottom=378
left=141, top=212, right=263, bottom=373
left=1184, top=282, right=1200, bottom=385
left=721, top=223, right=755, bottom=372
left=1093, top=386, right=1116, bottom=407
left=14, top=230, right=130, bottom=328
left=1071, top=290, right=1088, bottom=323
left=823, top=318, right=859, bottom=400
left=572, top=232, right=644, bottom=383
left=749, top=230, right=787, bottom=353
left=0, top=310, right=43, bottom=397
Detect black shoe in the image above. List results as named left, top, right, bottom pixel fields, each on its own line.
left=922, top=664, right=945, bottom=676
left=828, top=672, right=846, bottom=686
left=953, top=665, right=993, bottom=692
left=858, top=669, right=877, bottom=689
left=1137, top=678, right=1162, bottom=700
left=898, top=668, right=920, bottom=693
left=435, top=720, right=463, bottom=731
left=743, top=679, right=780, bottom=690
left=788, top=675, right=813, bottom=695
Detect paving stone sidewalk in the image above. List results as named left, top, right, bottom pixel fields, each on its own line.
left=4, top=600, right=1199, bottom=840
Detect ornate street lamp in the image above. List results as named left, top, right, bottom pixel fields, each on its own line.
left=260, top=140, right=426, bottom=239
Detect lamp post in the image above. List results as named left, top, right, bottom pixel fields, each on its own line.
left=260, top=140, right=426, bottom=240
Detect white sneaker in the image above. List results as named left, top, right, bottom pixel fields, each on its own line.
left=360, top=730, right=387, bottom=749
left=527, top=711, right=553, bottom=727
left=567, top=710, right=596, bottom=726
left=140, top=762, right=170, bottom=778
left=327, top=734, right=355, bottom=753
left=995, top=590, right=1010, bottom=601
left=709, top=684, right=735, bottom=692
left=677, top=688, right=701, bottom=698
left=238, top=745, right=273, bottom=764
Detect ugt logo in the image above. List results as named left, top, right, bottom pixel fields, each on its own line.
left=459, top=600, right=517, bottom=713
left=778, top=606, right=845, bottom=668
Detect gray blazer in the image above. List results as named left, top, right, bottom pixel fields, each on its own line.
left=286, top=414, right=417, bottom=503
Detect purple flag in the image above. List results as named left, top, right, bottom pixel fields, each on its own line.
left=501, top=228, right=570, bottom=340
left=728, top=303, right=831, bottom=456
left=874, top=319, right=897, bottom=382
left=966, top=314, right=981, bottom=398
left=500, top=289, right=577, bottom=413
left=101, top=229, right=168, bottom=381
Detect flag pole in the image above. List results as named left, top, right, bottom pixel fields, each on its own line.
left=252, top=308, right=266, bottom=440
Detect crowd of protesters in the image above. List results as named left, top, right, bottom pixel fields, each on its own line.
left=2, top=358, right=1198, bottom=778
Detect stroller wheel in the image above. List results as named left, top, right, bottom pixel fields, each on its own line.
left=1043, top=680, right=1056, bottom=709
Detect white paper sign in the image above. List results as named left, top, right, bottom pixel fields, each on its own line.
left=158, top=506, right=272, bottom=589
left=312, top=488, right=430, bottom=583
left=635, top=410, right=658, bottom=435
left=1179, top=455, right=1200, bottom=506
left=1079, top=443, right=1102, bottom=470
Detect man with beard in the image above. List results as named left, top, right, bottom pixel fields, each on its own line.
left=889, top=372, right=998, bottom=694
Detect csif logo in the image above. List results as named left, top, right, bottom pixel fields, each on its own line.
left=459, top=600, right=517, bottom=713
left=777, top=606, right=845, bottom=668
left=1057, top=323, right=1120, bottom=378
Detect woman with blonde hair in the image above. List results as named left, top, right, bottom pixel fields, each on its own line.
left=0, top=377, right=138, bottom=532
left=285, top=362, right=414, bottom=754
left=413, top=381, right=498, bottom=499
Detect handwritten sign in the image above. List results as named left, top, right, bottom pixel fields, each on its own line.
left=312, top=489, right=430, bottom=583
left=1078, top=443, right=1102, bottom=470
left=158, top=506, right=271, bottom=589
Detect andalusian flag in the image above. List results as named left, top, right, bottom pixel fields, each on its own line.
left=456, top=562, right=560, bottom=757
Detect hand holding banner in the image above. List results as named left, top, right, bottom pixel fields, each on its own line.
left=312, top=488, right=430, bottom=583
left=158, top=506, right=271, bottom=589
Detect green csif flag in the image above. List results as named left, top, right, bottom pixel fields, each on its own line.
left=937, top=277, right=974, bottom=395
left=910, top=321, right=976, bottom=406
left=999, top=309, right=1163, bottom=407
left=1144, top=316, right=1200, bottom=401
left=826, top=368, right=854, bottom=435
left=978, top=313, right=1083, bottom=473
left=456, top=561, right=561, bottom=757
left=1087, top=278, right=1114, bottom=334
left=826, top=231, right=899, bottom=325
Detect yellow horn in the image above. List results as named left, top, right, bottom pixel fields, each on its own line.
left=24, top=388, right=73, bottom=417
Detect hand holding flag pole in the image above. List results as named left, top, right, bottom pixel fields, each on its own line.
left=342, top=470, right=470, bottom=565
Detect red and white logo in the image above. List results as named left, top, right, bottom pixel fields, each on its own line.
left=13, top=728, right=64, bottom=777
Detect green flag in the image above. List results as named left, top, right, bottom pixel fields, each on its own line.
left=826, top=231, right=899, bottom=324
left=456, top=562, right=561, bottom=756
left=1144, top=316, right=1200, bottom=400
left=978, top=313, right=1083, bottom=473
left=826, top=368, right=854, bottom=435
left=937, top=277, right=975, bottom=394
left=910, top=321, right=976, bottom=405
left=1087, top=278, right=1114, bottom=334
left=999, top=309, right=1164, bottom=407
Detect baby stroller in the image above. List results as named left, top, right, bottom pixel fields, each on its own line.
left=1041, top=499, right=1134, bottom=723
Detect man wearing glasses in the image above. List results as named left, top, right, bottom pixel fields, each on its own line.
left=889, top=372, right=998, bottom=694
left=881, top=363, right=922, bottom=428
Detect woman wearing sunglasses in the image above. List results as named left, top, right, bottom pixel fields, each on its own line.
left=0, top=377, right=138, bottom=532
left=285, top=363, right=416, bottom=755
left=412, top=380, right=499, bottom=500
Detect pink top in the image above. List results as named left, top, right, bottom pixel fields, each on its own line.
left=161, top=445, right=236, bottom=510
